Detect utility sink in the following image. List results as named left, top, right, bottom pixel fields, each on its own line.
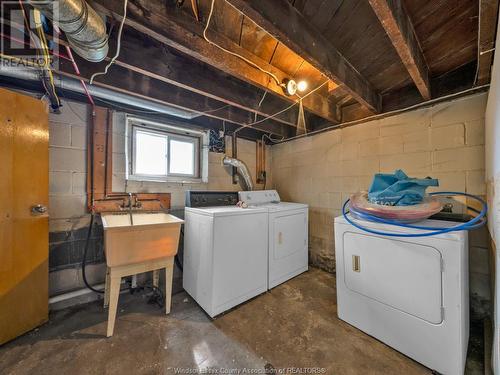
left=101, top=212, right=184, bottom=267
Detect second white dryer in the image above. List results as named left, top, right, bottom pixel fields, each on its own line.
left=239, top=190, right=309, bottom=289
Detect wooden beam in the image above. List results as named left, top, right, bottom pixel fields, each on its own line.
left=61, top=28, right=299, bottom=128
left=56, top=63, right=291, bottom=138
left=225, top=0, right=381, bottom=112
left=368, top=0, right=431, bottom=100
left=476, top=0, right=500, bottom=85
left=90, top=0, right=339, bottom=123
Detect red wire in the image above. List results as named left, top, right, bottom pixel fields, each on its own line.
left=64, top=45, right=95, bottom=107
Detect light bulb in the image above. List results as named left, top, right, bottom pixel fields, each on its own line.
left=297, top=80, right=308, bottom=92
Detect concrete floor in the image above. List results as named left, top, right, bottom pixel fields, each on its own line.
left=0, top=268, right=484, bottom=374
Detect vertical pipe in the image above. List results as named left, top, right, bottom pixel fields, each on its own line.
left=232, top=132, right=238, bottom=185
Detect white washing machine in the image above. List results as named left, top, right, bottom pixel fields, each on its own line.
left=334, top=214, right=469, bottom=375
left=239, top=190, right=309, bottom=289
left=183, top=191, right=268, bottom=318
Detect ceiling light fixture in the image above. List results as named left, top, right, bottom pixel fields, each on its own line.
left=282, top=79, right=308, bottom=96
left=282, top=78, right=298, bottom=96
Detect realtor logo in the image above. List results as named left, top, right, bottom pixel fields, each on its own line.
left=1, top=1, right=59, bottom=69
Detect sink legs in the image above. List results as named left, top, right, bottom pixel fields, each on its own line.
left=165, top=260, right=174, bottom=315
left=107, top=275, right=121, bottom=337
left=104, top=257, right=175, bottom=337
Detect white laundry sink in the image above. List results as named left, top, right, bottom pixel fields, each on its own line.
left=101, top=212, right=183, bottom=267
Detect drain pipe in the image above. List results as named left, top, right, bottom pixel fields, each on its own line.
left=30, top=0, right=109, bottom=62
left=223, top=156, right=254, bottom=191
left=0, top=65, right=198, bottom=118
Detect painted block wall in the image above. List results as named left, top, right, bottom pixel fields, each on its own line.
left=48, top=99, right=271, bottom=297
left=271, top=92, right=490, bottom=317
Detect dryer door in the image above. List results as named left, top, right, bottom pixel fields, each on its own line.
left=268, top=209, right=308, bottom=288
left=343, top=232, right=443, bottom=324
left=272, top=210, right=307, bottom=260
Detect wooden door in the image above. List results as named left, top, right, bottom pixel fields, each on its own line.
left=0, top=88, right=49, bottom=345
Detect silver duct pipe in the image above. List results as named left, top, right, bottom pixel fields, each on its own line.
left=30, top=0, right=109, bottom=62
left=0, top=65, right=198, bottom=119
left=223, top=156, right=254, bottom=191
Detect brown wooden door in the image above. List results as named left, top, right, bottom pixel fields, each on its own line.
left=0, top=88, right=49, bottom=345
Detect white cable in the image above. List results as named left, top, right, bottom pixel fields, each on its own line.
left=235, top=79, right=329, bottom=133
left=89, top=0, right=128, bottom=84
left=273, top=84, right=490, bottom=144
left=258, top=90, right=268, bottom=107
left=204, top=0, right=282, bottom=87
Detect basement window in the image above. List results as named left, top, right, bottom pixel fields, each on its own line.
left=126, top=116, right=208, bottom=183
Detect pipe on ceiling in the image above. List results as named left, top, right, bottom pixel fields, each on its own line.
left=30, top=0, right=109, bottom=62
left=222, top=156, right=254, bottom=191
left=0, top=65, right=199, bottom=119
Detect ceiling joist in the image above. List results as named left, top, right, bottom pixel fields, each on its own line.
left=56, top=63, right=291, bottom=137
left=476, top=0, right=500, bottom=85
left=58, top=29, right=299, bottom=128
left=368, top=0, right=431, bottom=100
left=225, top=0, right=382, bottom=113
left=90, top=0, right=339, bottom=124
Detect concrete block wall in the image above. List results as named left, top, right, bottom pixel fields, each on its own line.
left=271, top=92, right=490, bottom=316
left=48, top=99, right=271, bottom=297
left=48, top=99, right=106, bottom=296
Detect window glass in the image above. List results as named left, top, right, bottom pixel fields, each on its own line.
left=134, top=130, right=167, bottom=176
left=169, top=139, right=195, bottom=175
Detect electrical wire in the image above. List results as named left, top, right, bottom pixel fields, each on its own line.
left=31, top=8, right=60, bottom=107
left=204, top=0, right=281, bottom=87
left=235, top=79, right=329, bottom=134
left=342, top=192, right=487, bottom=238
left=65, top=46, right=95, bottom=106
left=60, top=29, right=95, bottom=107
left=271, top=83, right=490, bottom=144
left=254, top=90, right=268, bottom=122
left=89, top=0, right=128, bottom=84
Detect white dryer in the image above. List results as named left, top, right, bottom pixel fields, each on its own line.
left=183, top=191, right=268, bottom=318
left=239, top=190, right=309, bottom=289
left=334, top=214, right=469, bottom=375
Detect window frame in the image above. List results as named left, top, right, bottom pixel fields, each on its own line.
left=125, top=116, right=208, bottom=183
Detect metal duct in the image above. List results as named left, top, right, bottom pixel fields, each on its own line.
left=222, top=156, right=254, bottom=191
left=30, top=0, right=109, bottom=62
left=0, top=65, right=199, bottom=119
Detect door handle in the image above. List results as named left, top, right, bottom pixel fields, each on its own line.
left=278, top=232, right=283, bottom=244
left=352, top=255, right=361, bottom=272
left=31, top=204, right=48, bottom=215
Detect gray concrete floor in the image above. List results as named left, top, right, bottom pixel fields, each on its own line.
left=0, top=268, right=484, bottom=374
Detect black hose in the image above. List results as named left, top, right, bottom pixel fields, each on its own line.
left=174, top=226, right=184, bottom=271
left=82, top=214, right=104, bottom=294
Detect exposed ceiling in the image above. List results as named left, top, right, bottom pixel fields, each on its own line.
left=0, top=0, right=497, bottom=141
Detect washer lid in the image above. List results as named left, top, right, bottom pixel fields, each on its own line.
left=185, top=205, right=267, bottom=217
left=263, top=202, right=309, bottom=212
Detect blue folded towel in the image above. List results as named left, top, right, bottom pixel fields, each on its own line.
left=368, top=169, right=439, bottom=206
